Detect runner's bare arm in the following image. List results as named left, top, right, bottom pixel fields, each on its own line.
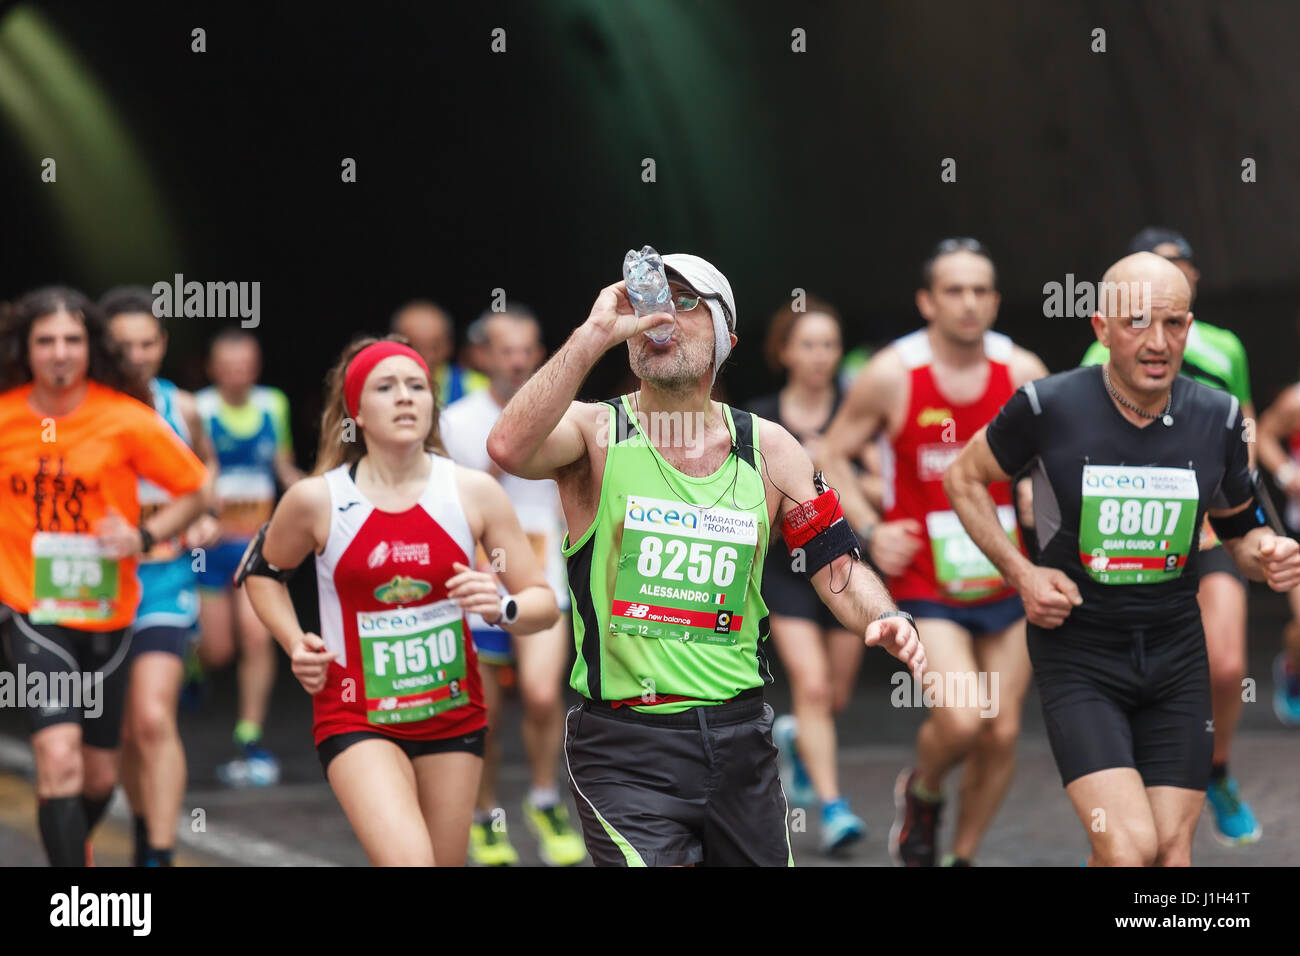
left=245, top=476, right=331, bottom=655
left=488, top=282, right=667, bottom=481
left=454, top=467, right=559, bottom=634
left=1009, top=346, right=1049, bottom=388
left=818, top=350, right=899, bottom=530
left=760, top=421, right=925, bottom=679
left=1256, top=386, right=1300, bottom=491
left=176, top=389, right=216, bottom=510
left=274, top=447, right=306, bottom=488
left=943, top=427, right=1038, bottom=589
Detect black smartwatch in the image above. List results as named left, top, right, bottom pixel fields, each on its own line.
left=138, top=525, right=156, bottom=554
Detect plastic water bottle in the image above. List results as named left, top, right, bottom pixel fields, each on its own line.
left=623, top=245, right=676, bottom=344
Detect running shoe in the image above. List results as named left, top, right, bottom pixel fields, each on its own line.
left=216, top=743, right=282, bottom=788
left=889, top=768, right=942, bottom=867
left=820, top=797, right=866, bottom=855
left=1205, top=777, right=1261, bottom=845
left=523, top=799, right=587, bottom=866
left=1273, top=652, right=1300, bottom=726
left=941, top=853, right=972, bottom=867
left=772, top=714, right=816, bottom=807
left=468, top=819, right=520, bottom=866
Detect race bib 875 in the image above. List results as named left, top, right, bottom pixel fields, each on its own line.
left=1078, top=465, right=1198, bottom=584
left=609, top=495, right=759, bottom=646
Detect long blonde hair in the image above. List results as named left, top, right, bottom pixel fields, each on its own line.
left=313, top=334, right=447, bottom=475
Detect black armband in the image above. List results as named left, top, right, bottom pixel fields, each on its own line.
left=781, top=472, right=862, bottom=578
left=798, top=521, right=861, bottom=577
left=234, top=523, right=299, bottom=587
left=1208, top=503, right=1267, bottom=543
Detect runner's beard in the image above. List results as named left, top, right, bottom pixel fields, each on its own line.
left=629, top=335, right=714, bottom=394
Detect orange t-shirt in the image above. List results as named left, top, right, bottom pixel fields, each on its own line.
left=0, top=381, right=209, bottom=631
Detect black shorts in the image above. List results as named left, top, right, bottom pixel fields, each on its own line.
left=130, top=625, right=194, bottom=660
left=761, top=548, right=840, bottom=630
left=1, top=613, right=132, bottom=749
left=316, top=727, right=487, bottom=775
left=898, top=593, right=1025, bottom=637
left=1197, top=543, right=1247, bottom=586
left=564, top=690, right=792, bottom=867
left=1027, top=616, right=1212, bottom=790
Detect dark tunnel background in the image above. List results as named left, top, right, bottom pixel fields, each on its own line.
left=3, top=0, right=1299, bottom=461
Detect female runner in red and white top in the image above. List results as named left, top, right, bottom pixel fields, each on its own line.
left=243, top=337, right=558, bottom=866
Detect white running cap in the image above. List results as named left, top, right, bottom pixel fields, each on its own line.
left=663, top=253, right=737, bottom=385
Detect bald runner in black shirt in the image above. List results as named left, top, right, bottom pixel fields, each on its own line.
left=944, top=252, right=1300, bottom=867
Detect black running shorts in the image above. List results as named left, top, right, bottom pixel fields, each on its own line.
left=2, top=612, right=132, bottom=749
left=1028, top=615, right=1213, bottom=791
left=316, top=727, right=487, bottom=775
left=564, top=691, right=793, bottom=867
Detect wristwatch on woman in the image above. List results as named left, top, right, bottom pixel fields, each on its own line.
left=488, top=594, right=519, bottom=627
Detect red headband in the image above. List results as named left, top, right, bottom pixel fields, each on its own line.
left=344, top=342, right=432, bottom=418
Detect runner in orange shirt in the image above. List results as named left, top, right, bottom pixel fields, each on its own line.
left=0, top=287, right=208, bottom=866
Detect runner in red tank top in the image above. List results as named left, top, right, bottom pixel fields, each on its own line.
left=822, top=238, right=1048, bottom=866
left=242, top=336, right=558, bottom=866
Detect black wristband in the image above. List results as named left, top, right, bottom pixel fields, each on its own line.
left=138, top=525, right=156, bottom=554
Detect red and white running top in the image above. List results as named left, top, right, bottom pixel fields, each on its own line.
left=312, top=453, right=486, bottom=745
left=883, top=329, right=1024, bottom=605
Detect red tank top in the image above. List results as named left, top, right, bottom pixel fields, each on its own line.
left=883, top=330, right=1023, bottom=605
left=311, top=454, right=486, bottom=745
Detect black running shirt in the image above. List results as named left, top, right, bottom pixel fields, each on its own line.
left=984, top=366, right=1253, bottom=630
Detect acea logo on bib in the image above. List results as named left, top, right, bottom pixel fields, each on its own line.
left=627, top=502, right=698, bottom=529
left=1084, top=470, right=1147, bottom=491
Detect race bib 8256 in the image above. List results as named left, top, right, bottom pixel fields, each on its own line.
left=609, top=495, right=759, bottom=646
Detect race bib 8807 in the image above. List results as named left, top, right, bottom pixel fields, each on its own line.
left=1078, top=465, right=1198, bottom=585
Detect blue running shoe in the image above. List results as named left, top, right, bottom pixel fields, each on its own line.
left=1273, top=652, right=1300, bottom=726
left=216, top=743, right=282, bottom=788
left=820, top=798, right=866, bottom=855
left=772, top=715, right=815, bottom=807
left=1205, top=777, right=1261, bottom=845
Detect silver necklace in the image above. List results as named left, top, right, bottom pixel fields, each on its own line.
left=1103, top=365, right=1173, bottom=426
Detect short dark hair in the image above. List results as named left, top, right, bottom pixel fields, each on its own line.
left=99, top=285, right=164, bottom=332
left=920, top=237, right=997, bottom=290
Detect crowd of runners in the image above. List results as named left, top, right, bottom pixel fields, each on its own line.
left=2, top=227, right=1300, bottom=867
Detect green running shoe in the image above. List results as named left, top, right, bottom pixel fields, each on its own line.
left=469, top=818, right=520, bottom=866
left=523, top=799, right=587, bottom=866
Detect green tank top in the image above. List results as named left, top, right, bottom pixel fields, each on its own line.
left=563, top=395, right=772, bottom=713
left=1080, top=320, right=1252, bottom=405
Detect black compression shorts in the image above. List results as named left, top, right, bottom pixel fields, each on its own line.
left=1028, top=615, right=1212, bottom=791
left=316, top=727, right=486, bottom=775
left=1197, top=543, right=1247, bottom=586
left=1, top=613, right=132, bottom=749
